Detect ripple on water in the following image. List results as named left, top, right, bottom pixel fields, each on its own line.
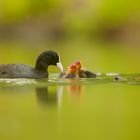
left=0, top=78, right=37, bottom=86
left=0, top=73, right=139, bottom=86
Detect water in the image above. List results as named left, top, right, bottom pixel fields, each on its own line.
left=0, top=73, right=140, bottom=140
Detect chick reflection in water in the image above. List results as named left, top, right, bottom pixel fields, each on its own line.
left=36, top=86, right=63, bottom=108
left=67, top=83, right=83, bottom=100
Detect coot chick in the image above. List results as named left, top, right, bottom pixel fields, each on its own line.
left=0, top=50, right=63, bottom=79
left=60, top=60, right=96, bottom=78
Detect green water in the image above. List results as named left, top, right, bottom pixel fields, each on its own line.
left=0, top=41, right=140, bottom=140
left=0, top=73, right=140, bottom=140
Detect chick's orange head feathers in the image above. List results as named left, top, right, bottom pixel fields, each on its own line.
left=68, top=63, right=77, bottom=73
left=75, top=60, right=81, bottom=70
left=67, top=60, right=82, bottom=74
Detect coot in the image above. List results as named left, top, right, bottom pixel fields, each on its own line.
left=0, top=50, right=63, bottom=78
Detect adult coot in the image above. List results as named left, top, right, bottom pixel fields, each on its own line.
left=0, top=50, right=63, bottom=78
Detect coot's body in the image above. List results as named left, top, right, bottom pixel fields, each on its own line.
left=0, top=51, right=63, bottom=79
left=79, top=70, right=96, bottom=78
left=0, top=64, right=48, bottom=78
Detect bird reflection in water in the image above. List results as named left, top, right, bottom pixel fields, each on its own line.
left=36, top=86, right=63, bottom=109
left=36, top=81, right=83, bottom=108
left=67, top=83, right=83, bottom=99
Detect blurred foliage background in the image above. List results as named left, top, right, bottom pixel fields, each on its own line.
left=0, top=0, right=140, bottom=73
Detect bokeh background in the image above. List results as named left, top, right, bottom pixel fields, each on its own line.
left=0, top=0, right=140, bottom=73
left=0, top=1, right=140, bottom=140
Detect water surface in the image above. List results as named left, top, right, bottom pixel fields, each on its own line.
left=0, top=73, right=140, bottom=140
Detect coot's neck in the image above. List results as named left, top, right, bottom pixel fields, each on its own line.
left=35, top=62, right=49, bottom=72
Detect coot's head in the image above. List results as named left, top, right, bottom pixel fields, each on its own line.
left=35, top=50, right=63, bottom=72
